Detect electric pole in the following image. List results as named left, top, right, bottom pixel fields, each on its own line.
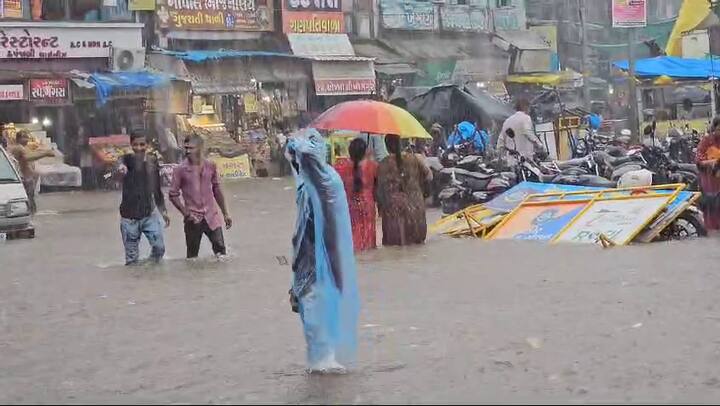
left=579, top=0, right=590, bottom=107
left=627, top=27, right=640, bottom=142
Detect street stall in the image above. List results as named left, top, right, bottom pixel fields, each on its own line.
left=502, top=71, right=588, bottom=160
left=4, top=122, right=82, bottom=191
left=613, top=56, right=720, bottom=136
left=150, top=50, right=311, bottom=178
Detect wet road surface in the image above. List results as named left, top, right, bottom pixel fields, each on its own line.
left=2, top=179, right=720, bottom=403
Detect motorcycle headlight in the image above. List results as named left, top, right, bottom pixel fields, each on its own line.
left=8, top=200, right=29, bottom=217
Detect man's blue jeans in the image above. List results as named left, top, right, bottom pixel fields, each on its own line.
left=120, top=214, right=165, bottom=265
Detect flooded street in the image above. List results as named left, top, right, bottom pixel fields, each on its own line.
left=2, top=179, right=720, bottom=403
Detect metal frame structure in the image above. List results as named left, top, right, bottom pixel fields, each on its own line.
left=485, top=184, right=686, bottom=245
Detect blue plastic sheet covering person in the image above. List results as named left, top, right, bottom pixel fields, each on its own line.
left=286, top=128, right=360, bottom=372
left=447, top=121, right=489, bottom=152
left=89, top=71, right=172, bottom=106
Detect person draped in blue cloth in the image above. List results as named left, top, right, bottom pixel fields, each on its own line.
left=447, top=120, right=490, bottom=154
left=285, top=128, right=360, bottom=374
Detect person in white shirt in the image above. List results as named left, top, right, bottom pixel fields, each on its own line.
left=497, top=99, right=543, bottom=160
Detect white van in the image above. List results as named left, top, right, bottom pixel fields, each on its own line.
left=0, top=145, right=34, bottom=239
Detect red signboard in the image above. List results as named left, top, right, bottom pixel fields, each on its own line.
left=29, top=79, right=69, bottom=102
left=282, top=0, right=344, bottom=33
left=315, top=78, right=375, bottom=95
left=612, top=0, right=646, bottom=28
left=283, top=11, right=344, bottom=33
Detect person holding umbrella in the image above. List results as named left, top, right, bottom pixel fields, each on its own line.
left=309, top=100, right=434, bottom=246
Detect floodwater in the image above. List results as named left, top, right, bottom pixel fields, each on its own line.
left=2, top=178, right=720, bottom=403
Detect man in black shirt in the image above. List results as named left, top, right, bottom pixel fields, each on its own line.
left=118, top=131, right=170, bottom=266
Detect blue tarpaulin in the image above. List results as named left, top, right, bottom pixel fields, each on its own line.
left=613, top=56, right=720, bottom=79
left=88, top=71, right=172, bottom=105
left=153, top=49, right=300, bottom=63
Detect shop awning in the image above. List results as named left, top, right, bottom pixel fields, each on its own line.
left=352, top=40, right=407, bottom=64
left=375, top=63, right=418, bottom=76
left=183, top=57, right=310, bottom=95
left=288, top=33, right=356, bottom=58
left=165, top=31, right=263, bottom=41
left=312, top=60, right=376, bottom=96
left=87, top=71, right=172, bottom=105
left=505, top=70, right=583, bottom=86
left=382, top=35, right=476, bottom=60
left=613, top=56, right=720, bottom=79
left=153, top=49, right=301, bottom=63
left=288, top=33, right=376, bottom=96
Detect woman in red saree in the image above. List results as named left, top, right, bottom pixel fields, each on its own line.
left=696, top=117, right=720, bottom=231
left=336, top=138, right=378, bottom=251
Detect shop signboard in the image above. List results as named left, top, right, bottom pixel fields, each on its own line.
left=440, top=5, right=489, bottom=32
left=380, top=0, right=435, bottom=31
left=1, top=0, right=23, bottom=19
left=487, top=201, right=589, bottom=241
left=612, top=0, right=646, bottom=28
left=156, top=0, right=274, bottom=32
left=415, top=59, right=456, bottom=86
left=554, top=195, right=670, bottom=245
left=0, top=84, right=23, bottom=100
left=492, top=5, right=526, bottom=31
left=283, top=0, right=344, bottom=33
left=129, top=0, right=157, bottom=10
left=0, top=23, right=142, bottom=59
left=315, top=78, right=375, bottom=95
left=212, top=154, right=252, bottom=179
left=29, top=79, right=69, bottom=103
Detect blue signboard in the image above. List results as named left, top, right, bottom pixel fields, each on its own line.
left=440, top=5, right=489, bottom=32
left=380, top=0, right=435, bottom=31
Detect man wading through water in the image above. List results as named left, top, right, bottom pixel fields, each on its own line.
left=169, top=134, right=232, bottom=259
left=10, top=130, right=54, bottom=214
left=117, top=131, right=170, bottom=266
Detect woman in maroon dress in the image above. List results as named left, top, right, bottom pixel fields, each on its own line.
left=696, top=117, right=720, bottom=231
left=336, top=138, right=378, bottom=251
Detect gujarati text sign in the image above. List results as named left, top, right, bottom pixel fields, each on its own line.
left=0, top=84, right=23, bottom=100
left=212, top=154, right=252, bottom=179
left=157, top=0, right=274, bottom=31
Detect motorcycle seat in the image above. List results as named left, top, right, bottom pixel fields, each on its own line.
left=445, top=167, right=494, bottom=180
left=578, top=175, right=617, bottom=188
left=675, top=162, right=698, bottom=173
left=554, top=157, right=589, bottom=170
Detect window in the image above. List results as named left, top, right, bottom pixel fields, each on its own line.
left=42, top=0, right=102, bottom=21
left=497, top=0, right=511, bottom=7
left=40, top=0, right=131, bottom=22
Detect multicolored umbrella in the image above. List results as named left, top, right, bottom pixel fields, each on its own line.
left=310, top=100, right=432, bottom=139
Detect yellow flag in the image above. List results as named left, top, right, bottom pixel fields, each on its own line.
left=665, top=0, right=711, bottom=57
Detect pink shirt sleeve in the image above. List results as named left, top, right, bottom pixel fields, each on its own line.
left=169, top=165, right=183, bottom=198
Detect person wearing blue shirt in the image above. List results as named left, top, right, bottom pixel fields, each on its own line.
left=447, top=121, right=489, bottom=153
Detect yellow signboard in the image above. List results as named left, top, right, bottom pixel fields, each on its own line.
left=211, top=154, right=252, bottom=180
left=129, top=0, right=156, bottom=11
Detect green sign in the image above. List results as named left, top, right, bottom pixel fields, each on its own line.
left=415, top=59, right=457, bottom=86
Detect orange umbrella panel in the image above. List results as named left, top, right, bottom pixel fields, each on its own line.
left=311, top=100, right=432, bottom=139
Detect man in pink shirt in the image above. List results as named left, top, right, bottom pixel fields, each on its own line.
left=169, top=135, right=232, bottom=258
